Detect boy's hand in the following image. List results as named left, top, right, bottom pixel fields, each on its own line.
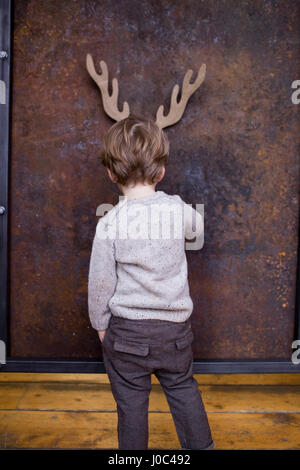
left=98, top=330, right=107, bottom=343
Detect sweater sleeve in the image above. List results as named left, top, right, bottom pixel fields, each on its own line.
left=88, top=219, right=117, bottom=331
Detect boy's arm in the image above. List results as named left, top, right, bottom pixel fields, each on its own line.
left=88, top=219, right=117, bottom=331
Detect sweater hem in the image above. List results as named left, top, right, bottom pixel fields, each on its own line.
left=109, top=310, right=192, bottom=323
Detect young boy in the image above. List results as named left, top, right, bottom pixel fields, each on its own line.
left=88, top=115, right=214, bottom=450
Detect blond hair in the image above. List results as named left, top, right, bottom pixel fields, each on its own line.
left=100, top=115, right=169, bottom=186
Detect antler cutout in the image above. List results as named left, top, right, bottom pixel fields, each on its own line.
left=155, top=64, right=206, bottom=129
left=86, top=54, right=130, bottom=121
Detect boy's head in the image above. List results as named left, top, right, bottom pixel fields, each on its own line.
left=101, top=115, right=169, bottom=188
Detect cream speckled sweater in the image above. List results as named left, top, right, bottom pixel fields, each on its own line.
left=88, top=190, right=204, bottom=330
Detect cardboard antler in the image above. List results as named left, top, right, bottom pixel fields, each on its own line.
left=86, top=54, right=130, bottom=121
left=155, top=64, right=206, bottom=129
left=86, top=54, right=206, bottom=128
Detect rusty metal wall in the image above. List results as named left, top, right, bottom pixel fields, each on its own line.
left=9, top=0, right=299, bottom=359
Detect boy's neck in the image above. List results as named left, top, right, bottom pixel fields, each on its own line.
left=119, top=182, right=157, bottom=200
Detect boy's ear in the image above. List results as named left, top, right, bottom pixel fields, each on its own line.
left=107, top=168, right=118, bottom=183
left=157, top=166, right=165, bottom=182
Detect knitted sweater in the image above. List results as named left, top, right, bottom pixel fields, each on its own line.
left=88, top=190, right=204, bottom=330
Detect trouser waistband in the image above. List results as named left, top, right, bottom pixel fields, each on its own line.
left=110, top=315, right=191, bottom=326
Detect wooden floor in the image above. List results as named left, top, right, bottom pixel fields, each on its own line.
left=0, top=373, right=300, bottom=449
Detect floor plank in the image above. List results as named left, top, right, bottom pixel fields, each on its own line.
left=1, top=373, right=300, bottom=449
left=0, top=410, right=299, bottom=449
left=1, top=373, right=300, bottom=385
left=1, top=382, right=300, bottom=413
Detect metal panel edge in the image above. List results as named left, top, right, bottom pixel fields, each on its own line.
left=1, top=359, right=299, bottom=374
left=0, top=0, right=11, bottom=366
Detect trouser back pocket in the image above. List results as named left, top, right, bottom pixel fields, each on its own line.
left=113, top=339, right=149, bottom=357
left=111, top=338, right=150, bottom=372
left=175, top=329, right=194, bottom=370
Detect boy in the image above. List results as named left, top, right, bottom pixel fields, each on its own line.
left=88, top=115, right=214, bottom=450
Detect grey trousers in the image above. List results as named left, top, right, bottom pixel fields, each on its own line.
left=102, top=314, right=214, bottom=450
